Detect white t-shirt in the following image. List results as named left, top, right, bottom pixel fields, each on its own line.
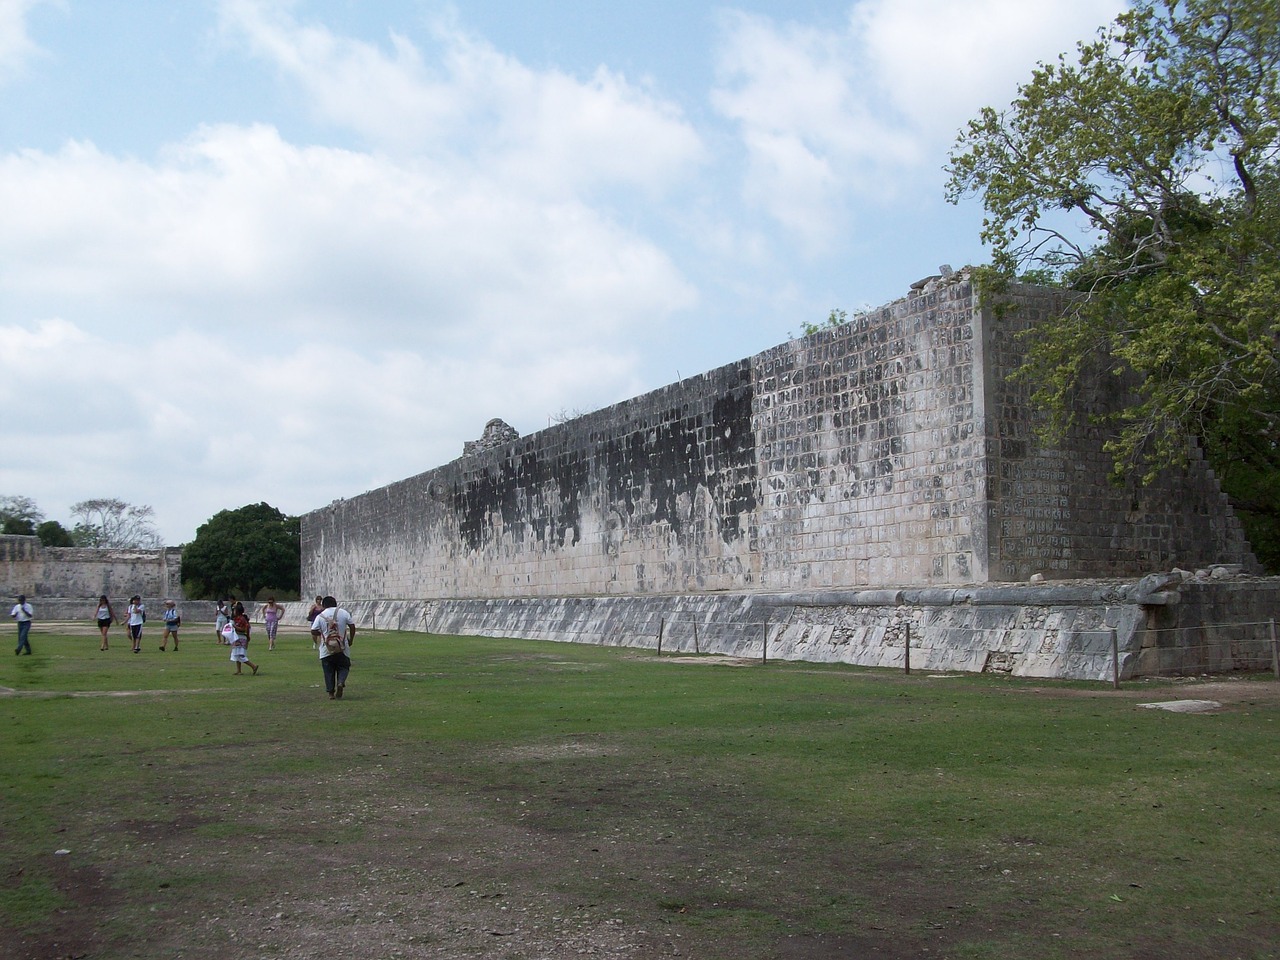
left=127, top=603, right=145, bottom=626
left=10, top=603, right=33, bottom=622
left=311, top=607, right=354, bottom=659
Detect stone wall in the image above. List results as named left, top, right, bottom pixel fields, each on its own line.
left=302, top=273, right=1255, bottom=600
left=979, top=286, right=1250, bottom=579
left=0, top=536, right=183, bottom=601
left=275, top=575, right=1277, bottom=682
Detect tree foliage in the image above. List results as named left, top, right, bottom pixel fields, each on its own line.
left=946, top=0, right=1280, bottom=568
left=0, top=495, right=42, bottom=536
left=180, top=503, right=301, bottom=600
left=789, top=309, right=849, bottom=340
left=69, top=498, right=164, bottom=548
left=36, top=520, right=74, bottom=547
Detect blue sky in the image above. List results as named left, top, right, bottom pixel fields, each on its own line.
left=0, top=0, right=1122, bottom=545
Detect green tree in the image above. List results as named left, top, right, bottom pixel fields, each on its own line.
left=946, top=0, right=1280, bottom=568
left=181, top=503, right=301, bottom=600
left=0, top=495, right=43, bottom=536
left=36, top=520, right=75, bottom=547
left=70, top=498, right=163, bottom=548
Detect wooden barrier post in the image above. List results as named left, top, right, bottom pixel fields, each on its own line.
left=762, top=616, right=769, bottom=665
left=1271, top=619, right=1279, bottom=681
left=1111, top=628, right=1120, bottom=690
left=693, top=619, right=700, bottom=655
left=657, top=617, right=665, bottom=657
left=904, top=622, right=911, bottom=676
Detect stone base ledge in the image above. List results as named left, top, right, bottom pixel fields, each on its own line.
left=25, top=576, right=1279, bottom=683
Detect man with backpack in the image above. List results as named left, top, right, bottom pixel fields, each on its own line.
left=310, top=595, right=356, bottom=700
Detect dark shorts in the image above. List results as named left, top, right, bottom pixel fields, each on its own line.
left=97, top=618, right=112, bottom=629
left=129, top=623, right=143, bottom=640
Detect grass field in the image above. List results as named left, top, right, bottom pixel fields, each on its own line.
left=1, top=623, right=1277, bottom=959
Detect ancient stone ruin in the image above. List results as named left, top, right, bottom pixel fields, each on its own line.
left=302, top=271, right=1271, bottom=680
left=0, top=537, right=183, bottom=619
left=462, top=418, right=522, bottom=458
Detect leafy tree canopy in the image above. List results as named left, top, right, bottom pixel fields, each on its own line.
left=946, top=0, right=1280, bottom=568
left=181, top=503, right=301, bottom=600
left=0, top=495, right=43, bottom=536
left=70, top=498, right=164, bottom=548
left=36, top=520, right=75, bottom=547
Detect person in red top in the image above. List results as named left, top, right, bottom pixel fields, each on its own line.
left=228, top=602, right=259, bottom=676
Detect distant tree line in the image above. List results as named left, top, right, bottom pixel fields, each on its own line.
left=2, top=494, right=302, bottom=600
left=0, top=494, right=161, bottom=548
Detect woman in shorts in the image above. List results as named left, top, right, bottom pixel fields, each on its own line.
left=94, top=595, right=115, bottom=651
left=159, top=600, right=181, bottom=651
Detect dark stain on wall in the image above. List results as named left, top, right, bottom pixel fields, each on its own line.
left=449, top=364, right=758, bottom=554
left=453, top=449, right=590, bottom=552
left=711, top=382, right=758, bottom=540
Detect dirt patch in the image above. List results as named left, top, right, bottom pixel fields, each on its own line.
left=0, top=735, right=1032, bottom=960
left=0, top=854, right=123, bottom=960
left=0, top=687, right=229, bottom=698
left=1018, top=674, right=1280, bottom=708
left=641, top=654, right=759, bottom=666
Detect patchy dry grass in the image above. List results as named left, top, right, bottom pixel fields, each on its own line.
left=1, top=625, right=1277, bottom=959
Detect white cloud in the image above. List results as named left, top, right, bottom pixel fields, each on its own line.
left=217, top=0, right=706, bottom=198
left=0, top=123, right=697, bottom=346
left=711, top=11, right=920, bottom=249
left=0, top=0, right=53, bottom=82
left=851, top=0, right=1125, bottom=134
left=711, top=0, right=1126, bottom=246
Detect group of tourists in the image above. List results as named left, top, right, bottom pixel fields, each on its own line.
left=9, top=591, right=358, bottom=701
left=94, top=594, right=178, bottom=653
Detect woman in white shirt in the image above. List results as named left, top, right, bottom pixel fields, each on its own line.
left=126, top=595, right=146, bottom=653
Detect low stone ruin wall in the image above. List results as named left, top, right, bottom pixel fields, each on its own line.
left=0, top=536, right=183, bottom=601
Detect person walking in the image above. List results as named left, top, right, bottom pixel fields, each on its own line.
left=126, top=595, right=146, bottom=653
left=10, top=595, right=33, bottom=655
left=310, top=595, right=355, bottom=700
left=214, top=598, right=230, bottom=643
left=306, top=595, right=324, bottom=624
left=95, top=595, right=115, bottom=651
left=259, top=596, right=284, bottom=651
left=228, top=602, right=258, bottom=676
left=159, top=600, right=181, bottom=651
